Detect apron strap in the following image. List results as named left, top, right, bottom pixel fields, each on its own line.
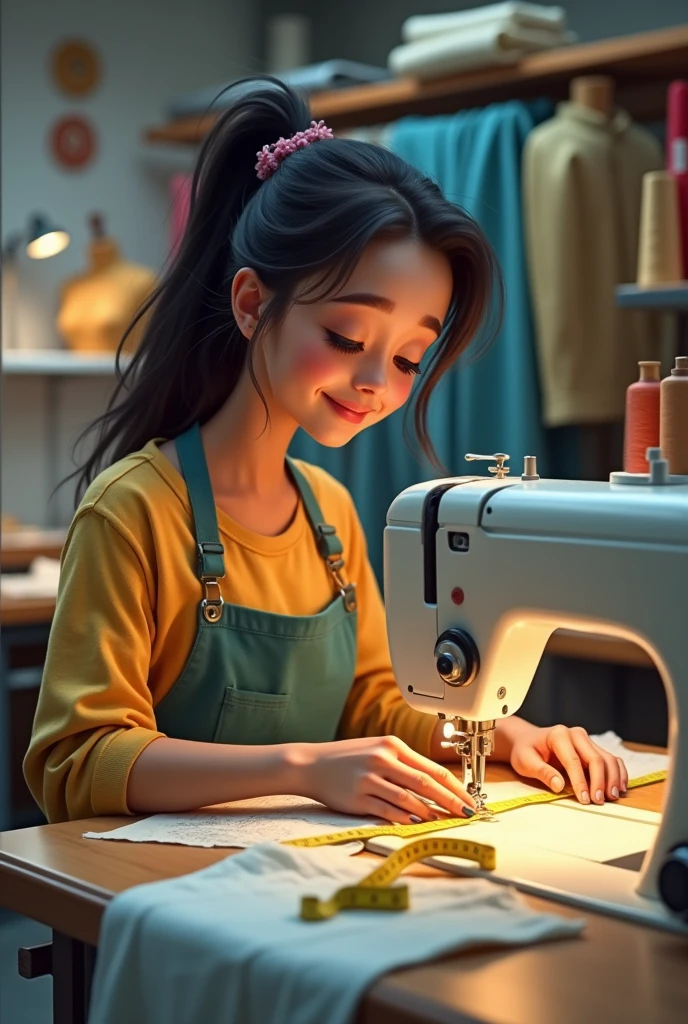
left=176, top=424, right=225, bottom=622
left=287, top=457, right=357, bottom=613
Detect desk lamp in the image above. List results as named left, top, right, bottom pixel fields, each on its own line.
left=2, top=213, right=71, bottom=349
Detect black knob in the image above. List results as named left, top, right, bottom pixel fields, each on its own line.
left=434, top=628, right=480, bottom=687
left=436, top=654, right=454, bottom=677
left=659, top=844, right=688, bottom=919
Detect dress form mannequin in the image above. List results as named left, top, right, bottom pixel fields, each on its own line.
left=57, top=213, right=156, bottom=354
left=569, top=75, right=615, bottom=118
left=523, top=71, right=663, bottom=471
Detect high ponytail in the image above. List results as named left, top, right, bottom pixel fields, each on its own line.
left=70, top=77, right=310, bottom=500
left=69, top=74, right=501, bottom=502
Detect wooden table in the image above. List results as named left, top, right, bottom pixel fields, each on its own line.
left=1, top=528, right=66, bottom=572
left=1, top=761, right=684, bottom=1024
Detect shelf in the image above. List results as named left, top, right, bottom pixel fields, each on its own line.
left=145, top=25, right=688, bottom=143
left=615, top=283, right=688, bottom=310
left=2, top=349, right=130, bottom=375
left=1, top=529, right=68, bottom=571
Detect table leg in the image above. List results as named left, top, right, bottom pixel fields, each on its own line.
left=51, top=931, right=97, bottom=1024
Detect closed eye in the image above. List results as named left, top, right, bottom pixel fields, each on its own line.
left=324, top=330, right=422, bottom=376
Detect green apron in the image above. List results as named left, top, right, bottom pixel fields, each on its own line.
left=154, top=423, right=358, bottom=745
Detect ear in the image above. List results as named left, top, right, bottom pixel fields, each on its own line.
left=231, top=267, right=272, bottom=339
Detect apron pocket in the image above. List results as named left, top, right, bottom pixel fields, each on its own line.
left=213, top=686, right=291, bottom=745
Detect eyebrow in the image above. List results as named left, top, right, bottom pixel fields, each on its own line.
left=330, top=292, right=443, bottom=337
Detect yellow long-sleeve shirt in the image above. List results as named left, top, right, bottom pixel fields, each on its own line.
left=24, top=440, right=435, bottom=822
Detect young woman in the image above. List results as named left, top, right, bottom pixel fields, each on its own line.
left=25, top=78, right=627, bottom=824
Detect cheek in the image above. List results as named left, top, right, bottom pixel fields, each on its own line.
left=388, top=374, right=416, bottom=408
left=287, top=339, right=341, bottom=388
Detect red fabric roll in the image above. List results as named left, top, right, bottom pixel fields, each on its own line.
left=667, top=80, right=688, bottom=279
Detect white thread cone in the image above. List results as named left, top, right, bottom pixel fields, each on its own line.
left=637, top=171, right=683, bottom=286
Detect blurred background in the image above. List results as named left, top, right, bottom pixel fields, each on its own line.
left=1, top=3, right=687, bottom=1018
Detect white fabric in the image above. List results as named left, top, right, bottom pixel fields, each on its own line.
left=88, top=842, right=583, bottom=1024
left=0, top=556, right=61, bottom=599
left=591, top=731, right=669, bottom=777
left=388, top=20, right=574, bottom=80
left=402, top=3, right=567, bottom=42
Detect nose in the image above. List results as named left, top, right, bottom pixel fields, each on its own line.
left=352, top=357, right=388, bottom=398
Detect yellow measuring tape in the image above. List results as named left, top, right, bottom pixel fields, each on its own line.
left=291, top=770, right=666, bottom=921
left=300, top=835, right=496, bottom=921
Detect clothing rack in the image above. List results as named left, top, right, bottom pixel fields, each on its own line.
left=145, top=25, right=688, bottom=144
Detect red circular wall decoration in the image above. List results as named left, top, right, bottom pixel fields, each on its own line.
left=51, top=40, right=101, bottom=96
left=49, top=115, right=97, bottom=170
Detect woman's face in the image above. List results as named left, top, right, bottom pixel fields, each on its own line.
left=257, top=238, right=453, bottom=447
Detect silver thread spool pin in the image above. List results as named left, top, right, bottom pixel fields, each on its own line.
left=521, top=455, right=540, bottom=481
left=465, top=453, right=510, bottom=479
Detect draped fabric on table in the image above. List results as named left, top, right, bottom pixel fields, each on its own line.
left=290, top=100, right=553, bottom=583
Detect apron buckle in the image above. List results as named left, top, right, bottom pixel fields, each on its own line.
left=341, top=582, right=357, bottom=613
left=326, top=555, right=357, bottom=613
left=201, top=577, right=224, bottom=622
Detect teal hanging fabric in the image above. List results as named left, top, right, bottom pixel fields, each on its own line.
left=290, top=100, right=552, bottom=583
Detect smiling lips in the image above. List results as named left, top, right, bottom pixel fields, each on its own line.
left=323, top=393, right=374, bottom=424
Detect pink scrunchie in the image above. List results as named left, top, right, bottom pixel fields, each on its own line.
left=255, top=120, right=334, bottom=181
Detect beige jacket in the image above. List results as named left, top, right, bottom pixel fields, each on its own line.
left=523, top=103, right=663, bottom=426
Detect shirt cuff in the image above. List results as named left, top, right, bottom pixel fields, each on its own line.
left=91, top=727, right=166, bottom=815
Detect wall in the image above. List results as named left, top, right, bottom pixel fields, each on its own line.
left=1, top=0, right=259, bottom=525
left=260, top=0, right=688, bottom=67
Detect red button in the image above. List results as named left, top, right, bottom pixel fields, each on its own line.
left=451, top=587, right=464, bottom=605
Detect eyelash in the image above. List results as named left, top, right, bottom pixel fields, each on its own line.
left=324, top=330, right=422, bottom=376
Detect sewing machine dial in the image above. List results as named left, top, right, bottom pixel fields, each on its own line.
left=434, top=628, right=480, bottom=687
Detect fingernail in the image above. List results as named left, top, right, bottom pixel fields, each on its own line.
left=551, top=775, right=564, bottom=792
left=410, top=815, right=422, bottom=824
left=622, top=782, right=627, bottom=793
left=611, top=786, right=619, bottom=799
left=595, top=789, right=604, bottom=803
left=580, top=790, right=590, bottom=804
left=429, top=814, right=439, bottom=821
left=462, top=806, right=476, bottom=818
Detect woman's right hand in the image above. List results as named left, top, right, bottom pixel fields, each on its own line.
left=288, top=735, right=476, bottom=824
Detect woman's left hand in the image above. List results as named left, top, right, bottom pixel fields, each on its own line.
left=510, top=724, right=629, bottom=804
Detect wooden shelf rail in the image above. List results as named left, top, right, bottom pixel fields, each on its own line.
left=145, top=25, right=688, bottom=145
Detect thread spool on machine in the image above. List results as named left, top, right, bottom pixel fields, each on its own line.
left=624, top=361, right=661, bottom=474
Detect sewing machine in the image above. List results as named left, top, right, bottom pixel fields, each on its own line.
left=384, top=450, right=688, bottom=932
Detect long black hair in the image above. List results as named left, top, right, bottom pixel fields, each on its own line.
left=71, top=75, right=502, bottom=502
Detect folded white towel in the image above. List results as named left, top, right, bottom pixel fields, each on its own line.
left=88, top=841, right=584, bottom=1024
left=389, top=21, right=575, bottom=81
left=402, top=2, right=567, bottom=43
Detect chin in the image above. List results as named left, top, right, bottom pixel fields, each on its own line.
left=298, top=420, right=362, bottom=448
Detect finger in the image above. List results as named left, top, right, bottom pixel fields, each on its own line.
left=375, top=778, right=474, bottom=823
left=572, top=733, right=607, bottom=804
left=546, top=729, right=591, bottom=804
left=601, top=750, right=622, bottom=800
left=385, top=762, right=476, bottom=817
left=361, top=793, right=425, bottom=826
left=617, top=757, right=629, bottom=794
left=512, top=745, right=566, bottom=793
left=570, top=732, right=621, bottom=803
left=390, top=742, right=477, bottom=808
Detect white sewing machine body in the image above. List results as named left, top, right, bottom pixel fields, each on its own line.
left=384, top=466, right=688, bottom=932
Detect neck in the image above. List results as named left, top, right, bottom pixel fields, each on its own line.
left=201, top=366, right=298, bottom=498
left=570, top=75, right=615, bottom=118
left=90, top=238, right=120, bottom=271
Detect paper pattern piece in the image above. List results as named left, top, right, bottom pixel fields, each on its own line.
left=83, top=794, right=375, bottom=849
